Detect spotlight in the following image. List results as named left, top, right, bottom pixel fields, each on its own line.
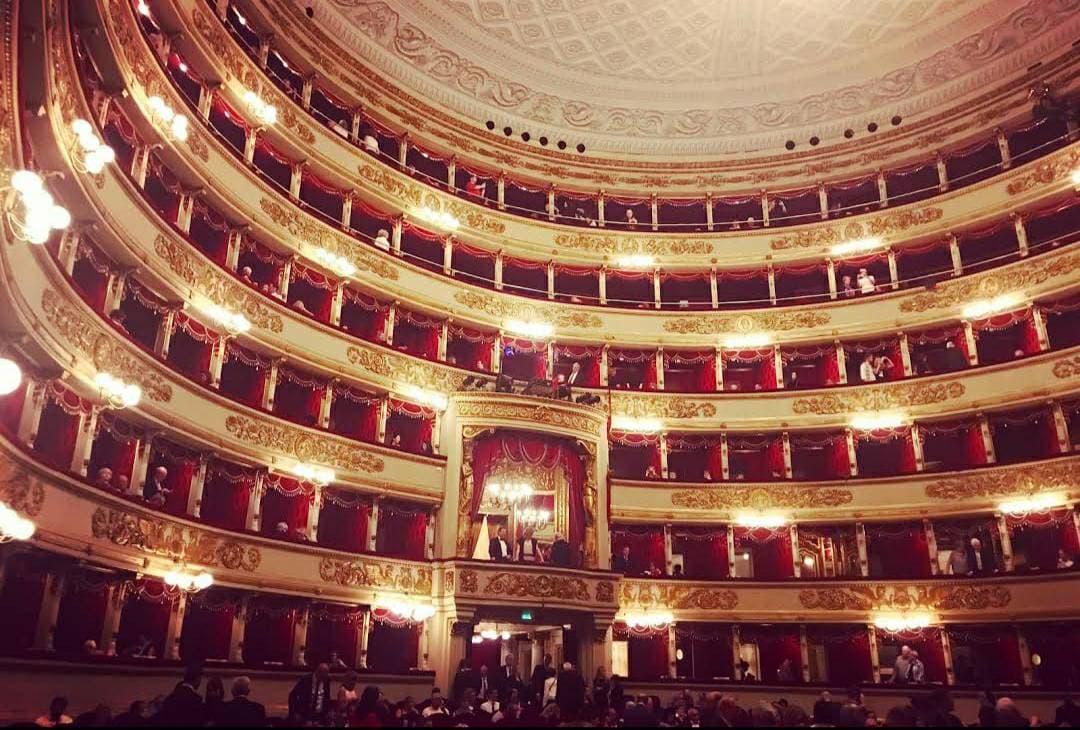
left=809, top=136, right=820, bottom=146
left=485, top=121, right=495, bottom=131
left=576, top=143, right=585, bottom=154
left=557, top=140, right=567, bottom=150
left=843, top=129, right=854, bottom=139
left=785, top=140, right=795, bottom=150
left=867, top=122, right=878, bottom=133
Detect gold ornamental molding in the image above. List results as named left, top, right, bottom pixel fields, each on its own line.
left=792, top=381, right=965, bottom=416
left=551, top=232, right=713, bottom=256
left=611, top=395, right=718, bottom=420
left=1006, top=146, right=1080, bottom=196
left=41, top=289, right=174, bottom=403
left=663, top=311, right=831, bottom=335
left=346, top=346, right=467, bottom=393
left=900, top=251, right=1080, bottom=313
left=258, top=199, right=399, bottom=281
left=671, top=485, right=853, bottom=512
left=154, top=235, right=284, bottom=333
left=0, top=458, right=46, bottom=518
left=454, top=395, right=607, bottom=440
left=798, top=585, right=1011, bottom=612
left=769, top=207, right=944, bottom=251
left=925, top=458, right=1080, bottom=501
left=223, top=415, right=385, bottom=473
left=621, top=580, right=739, bottom=611
left=1052, top=354, right=1080, bottom=379
left=452, top=291, right=602, bottom=330
left=454, top=568, right=618, bottom=606
left=90, top=506, right=261, bottom=572
left=355, top=161, right=423, bottom=207
left=318, top=556, right=433, bottom=596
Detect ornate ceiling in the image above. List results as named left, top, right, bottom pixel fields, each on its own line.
left=315, top=0, right=1080, bottom=157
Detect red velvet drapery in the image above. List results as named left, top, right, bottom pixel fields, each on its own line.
left=149, top=439, right=200, bottom=516
left=880, top=628, right=947, bottom=684
left=288, top=263, right=336, bottom=322
left=947, top=625, right=1023, bottom=686
left=608, top=349, right=658, bottom=390
left=1022, top=623, right=1080, bottom=689
left=722, top=349, right=777, bottom=392
left=741, top=626, right=802, bottom=683
left=306, top=604, right=364, bottom=667
left=610, top=526, right=666, bottom=575
left=919, top=420, right=988, bottom=470
left=387, top=399, right=435, bottom=452
left=88, top=414, right=140, bottom=486
left=328, top=385, right=380, bottom=442
left=447, top=325, right=495, bottom=371
left=188, top=199, right=230, bottom=265
left=167, top=313, right=221, bottom=382
left=260, top=475, right=314, bottom=537
left=70, top=238, right=112, bottom=312
left=781, top=345, right=841, bottom=389
left=807, top=626, right=873, bottom=685
left=972, top=309, right=1041, bottom=364
left=734, top=527, right=793, bottom=579
left=376, top=500, right=429, bottom=560
left=665, top=434, right=721, bottom=481
left=35, top=382, right=91, bottom=472
left=53, top=570, right=109, bottom=655
left=672, top=527, right=729, bottom=579
left=116, top=580, right=176, bottom=658
left=317, top=489, right=371, bottom=553
left=219, top=343, right=271, bottom=408
left=789, top=431, right=850, bottom=480
left=501, top=337, right=549, bottom=380
left=243, top=599, right=296, bottom=665
left=675, top=623, right=734, bottom=680
left=1007, top=509, right=1080, bottom=570
left=664, top=350, right=717, bottom=392
left=626, top=630, right=670, bottom=680
left=392, top=309, right=442, bottom=359
left=366, top=620, right=419, bottom=673
left=866, top=523, right=931, bottom=578
left=610, top=432, right=662, bottom=480
left=554, top=345, right=602, bottom=387
left=854, top=427, right=917, bottom=476
left=340, top=289, right=389, bottom=342
left=179, top=589, right=239, bottom=663
left=0, top=553, right=46, bottom=652
left=200, top=461, right=255, bottom=531
left=727, top=434, right=785, bottom=480
left=273, top=367, right=326, bottom=427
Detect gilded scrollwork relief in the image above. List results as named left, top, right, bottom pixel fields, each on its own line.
left=224, top=415, right=385, bottom=473
left=671, top=485, right=853, bottom=511
left=792, top=381, right=964, bottom=415
left=663, top=311, right=830, bottom=335
left=798, top=584, right=1012, bottom=612
left=318, top=556, right=433, bottom=594
left=925, top=459, right=1079, bottom=501
left=621, top=580, right=738, bottom=611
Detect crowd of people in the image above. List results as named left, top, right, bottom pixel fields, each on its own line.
left=20, top=659, right=1080, bottom=727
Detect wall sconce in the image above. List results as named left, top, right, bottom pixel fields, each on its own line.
left=202, top=303, right=251, bottom=336
left=998, top=492, right=1065, bottom=515
left=611, top=415, right=663, bottom=433
left=398, top=384, right=448, bottom=412
left=962, top=293, right=1023, bottom=320
left=377, top=600, right=435, bottom=623
left=504, top=319, right=554, bottom=339
left=290, top=463, right=335, bottom=486
left=311, top=247, right=357, bottom=278
left=734, top=512, right=788, bottom=528
left=163, top=567, right=214, bottom=593
left=0, top=358, right=21, bottom=396
left=615, top=254, right=654, bottom=269
left=4, top=170, right=70, bottom=244
left=70, top=120, right=116, bottom=174
left=0, top=501, right=35, bottom=543
left=873, top=612, right=934, bottom=632
left=243, top=90, right=278, bottom=126
left=722, top=333, right=772, bottom=349
left=849, top=411, right=907, bottom=430
left=95, top=372, right=141, bottom=409
left=414, top=205, right=459, bottom=232
left=831, top=237, right=883, bottom=257
left=624, top=611, right=673, bottom=629
left=146, top=95, right=190, bottom=142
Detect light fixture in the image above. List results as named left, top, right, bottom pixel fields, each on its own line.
left=4, top=169, right=71, bottom=244
left=624, top=611, right=673, bottom=630
left=515, top=507, right=551, bottom=529
left=311, top=247, right=357, bottom=278
left=163, top=568, right=214, bottom=593
left=873, top=612, right=934, bottom=632
left=413, top=205, right=459, bottom=232
left=997, top=493, right=1065, bottom=515
left=1072, top=168, right=1080, bottom=191
left=0, top=357, right=22, bottom=396
left=504, top=319, right=554, bottom=340
left=145, top=95, right=189, bottom=142
left=95, top=372, right=141, bottom=409
left=722, top=333, right=772, bottom=349
left=290, top=463, right=335, bottom=486
left=0, top=502, right=35, bottom=543
left=201, top=303, right=251, bottom=335
left=471, top=635, right=483, bottom=644
left=486, top=480, right=534, bottom=511
left=136, top=0, right=150, bottom=17
left=377, top=599, right=435, bottom=623
left=616, top=254, right=654, bottom=269
left=802, top=555, right=816, bottom=568
left=70, top=119, right=116, bottom=174
left=831, top=237, right=884, bottom=257
left=734, top=512, right=787, bottom=528
left=610, top=415, right=663, bottom=434
left=243, top=90, right=278, bottom=126
left=398, top=384, right=448, bottom=412
left=962, top=293, right=1024, bottom=320
left=849, top=411, right=907, bottom=430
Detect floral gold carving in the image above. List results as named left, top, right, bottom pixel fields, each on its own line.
left=793, top=381, right=964, bottom=415
left=664, top=311, right=830, bottom=335
left=613, top=395, right=717, bottom=420
left=480, top=572, right=591, bottom=602
left=621, top=581, right=738, bottom=611
left=224, top=415, right=385, bottom=473
left=553, top=232, right=712, bottom=256
left=459, top=569, right=478, bottom=593
left=345, top=346, right=467, bottom=392
left=154, top=235, right=283, bottom=333
left=357, top=161, right=423, bottom=207
left=452, top=291, right=602, bottom=330
left=671, top=486, right=853, bottom=511
left=41, top=289, right=173, bottom=403
left=455, top=400, right=603, bottom=437
left=1052, top=355, right=1080, bottom=379
left=0, top=458, right=46, bottom=517
left=769, top=208, right=943, bottom=250
left=900, top=252, right=1079, bottom=313
left=444, top=570, right=455, bottom=593
left=1006, top=147, right=1080, bottom=196
left=318, top=556, right=432, bottom=594
left=798, top=585, right=1011, bottom=612
left=595, top=581, right=616, bottom=604
left=91, top=507, right=261, bottom=572
left=925, top=460, right=1079, bottom=500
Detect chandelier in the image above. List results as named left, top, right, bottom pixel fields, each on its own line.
left=146, top=95, right=190, bottom=142
left=377, top=600, right=435, bottom=623
left=163, top=567, right=214, bottom=593
left=515, top=507, right=551, bottom=529
left=95, top=372, right=142, bottom=409
left=485, top=479, right=533, bottom=511
left=0, top=502, right=35, bottom=543
left=0, top=357, right=22, bottom=396
left=290, top=463, right=335, bottom=486
left=242, top=90, right=278, bottom=126
left=202, top=303, right=251, bottom=336
left=4, top=170, right=71, bottom=244
left=70, top=120, right=116, bottom=174
left=311, top=247, right=358, bottom=278
left=624, top=611, right=673, bottom=630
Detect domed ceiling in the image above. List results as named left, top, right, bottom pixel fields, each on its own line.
left=314, top=0, right=1080, bottom=157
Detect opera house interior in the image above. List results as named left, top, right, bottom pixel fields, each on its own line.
left=0, top=0, right=1079, bottom=725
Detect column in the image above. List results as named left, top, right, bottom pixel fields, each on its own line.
left=494, top=252, right=504, bottom=290
left=99, top=581, right=127, bottom=656
left=962, top=320, right=979, bottom=366
left=720, top=433, right=730, bottom=481
left=790, top=523, right=801, bottom=577
left=1016, top=625, right=1033, bottom=686
left=376, top=399, right=389, bottom=445
left=898, top=333, right=913, bottom=377
left=1070, top=506, right=1080, bottom=556
left=1032, top=305, right=1050, bottom=352
left=940, top=629, right=955, bottom=685
left=33, top=568, right=68, bottom=652
left=868, top=625, right=881, bottom=684
left=659, top=434, right=670, bottom=478
left=329, top=284, right=345, bottom=328
left=417, top=619, right=431, bottom=671
left=261, top=359, right=281, bottom=411
left=773, top=347, right=785, bottom=390
left=497, top=175, right=506, bottom=210
left=995, top=513, right=1014, bottom=572
left=655, top=349, right=665, bottom=390
left=799, top=625, right=812, bottom=683
left=547, top=262, right=556, bottom=300
left=153, top=308, right=176, bottom=360
left=846, top=428, right=859, bottom=477
left=600, top=346, right=610, bottom=387
left=1051, top=401, right=1072, bottom=453
left=767, top=265, right=777, bottom=305
left=384, top=303, right=397, bottom=346
left=726, top=522, right=736, bottom=577
left=731, top=626, right=743, bottom=677
left=163, top=592, right=188, bottom=661
left=935, top=154, right=949, bottom=193
left=300, top=74, right=314, bottom=110
left=425, top=508, right=437, bottom=560
left=826, top=259, right=838, bottom=300
left=705, top=193, right=714, bottom=231
left=57, top=229, right=80, bottom=276
left=666, top=624, right=677, bottom=678
left=545, top=343, right=555, bottom=381
left=224, top=229, right=243, bottom=272
left=398, top=134, right=409, bottom=168
left=246, top=472, right=264, bottom=532
left=598, top=267, right=607, bottom=305
left=391, top=219, right=403, bottom=256
left=547, top=187, right=556, bottom=222
left=709, top=269, right=719, bottom=309
left=760, top=190, right=770, bottom=227
left=208, top=338, right=226, bottom=389
left=197, top=83, right=215, bottom=121
left=243, top=127, right=258, bottom=165
left=228, top=596, right=249, bottom=663
left=367, top=498, right=380, bottom=552
left=597, top=192, right=606, bottom=227
left=256, top=34, right=272, bottom=68
left=855, top=522, right=869, bottom=577
left=289, top=161, right=305, bottom=200
left=997, top=128, right=1011, bottom=170
left=130, top=435, right=154, bottom=498
left=447, top=157, right=457, bottom=192
left=306, top=487, right=322, bottom=542
left=176, top=193, right=195, bottom=233
left=340, top=194, right=353, bottom=231
left=443, top=238, right=454, bottom=276
left=438, top=322, right=449, bottom=362
left=279, top=257, right=295, bottom=302
left=69, top=408, right=99, bottom=478
left=318, top=383, right=334, bottom=430
left=18, top=381, right=45, bottom=450
left=781, top=432, right=793, bottom=479
left=887, top=250, right=899, bottom=290
left=186, top=455, right=208, bottom=518
left=1013, top=214, right=1029, bottom=257
left=356, top=608, right=371, bottom=669
left=947, top=234, right=963, bottom=276
left=491, top=336, right=502, bottom=379
left=978, top=413, right=996, bottom=464
left=817, top=183, right=828, bottom=220
left=911, top=424, right=925, bottom=473
left=131, top=145, right=150, bottom=188
left=650, top=194, right=659, bottom=232
left=662, top=525, right=673, bottom=576
left=714, top=347, right=724, bottom=391
left=924, top=519, right=939, bottom=575
left=835, top=341, right=848, bottom=384
left=876, top=170, right=888, bottom=208
left=652, top=269, right=661, bottom=310
left=293, top=605, right=310, bottom=667
left=103, top=271, right=128, bottom=316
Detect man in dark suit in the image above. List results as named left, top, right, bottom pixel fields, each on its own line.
left=498, top=654, right=521, bottom=701
left=965, top=537, right=995, bottom=575
left=156, top=665, right=204, bottom=727
left=612, top=545, right=633, bottom=574
left=555, top=661, right=586, bottom=719
left=943, top=340, right=967, bottom=372
left=530, top=654, right=555, bottom=707
left=557, top=363, right=582, bottom=400
left=287, top=663, right=332, bottom=724
left=217, top=676, right=266, bottom=728
left=550, top=534, right=572, bottom=567
left=489, top=526, right=511, bottom=562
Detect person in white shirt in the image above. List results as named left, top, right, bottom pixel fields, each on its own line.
left=859, top=354, right=877, bottom=383
left=421, top=692, right=449, bottom=718
left=873, top=354, right=895, bottom=380
left=856, top=268, right=876, bottom=294
left=373, top=228, right=391, bottom=251
left=489, top=526, right=511, bottom=562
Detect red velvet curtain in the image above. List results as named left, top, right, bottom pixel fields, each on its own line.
left=366, top=620, right=418, bottom=673
left=188, top=200, right=230, bottom=264
left=392, top=311, right=441, bottom=359
left=675, top=624, right=734, bottom=680
left=328, top=386, right=380, bottom=442
left=609, top=349, right=657, bottom=390
left=920, top=420, right=988, bottom=469
left=808, top=626, right=873, bottom=686
left=220, top=343, right=271, bottom=408
left=306, top=605, right=363, bottom=667
left=88, top=415, right=140, bottom=485
left=317, top=489, right=370, bottom=552
left=855, top=428, right=916, bottom=476
left=260, top=476, right=313, bottom=535
left=448, top=325, right=495, bottom=372
left=722, top=349, right=776, bottom=392
left=53, top=570, right=109, bottom=655
left=626, top=630, right=670, bottom=680
left=168, top=313, right=220, bottom=381
left=376, top=501, right=428, bottom=559
left=867, top=523, right=931, bottom=578
left=673, top=528, right=728, bottom=579
left=243, top=599, right=296, bottom=665
left=555, top=345, right=602, bottom=387
left=728, top=434, right=784, bottom=480
left=200, top=461, right=254, bottom=531
left=180, top=590, right=238, bottom=663
left=0, top=554, right=46, bottom=652
left=273, top=368, right=325, bottom=427
left=612, top=527, right=666, bottom=575
left=947, top=626, right=1023, bottom=686
left=35, top=382, right=89, bottom=471
left=790, top=432, right=850, bottom=480
left=742, top=626, right=802, bottom=683
left=664, top=351, right=716, bottom=392
left=1022, top=623, right=1080, bottom=689
left=288, top=265, right=336, bottom=323
left=71, top=238, right=113, bottom=312
left=883, top=628, right=946, bottom=684
left=117, top=580, right=176, bottom=658
left=1008, top=509, right=1079, bottom=570
left=340, top=289, right=389, bottom=342
left=610, top=433, right=662, bottom=479
left=735, top=527, right=793, bottom=579
left=149, top=440, right=199, bottom=516
left=387, top=399, right=435, bottom=452
left=0, top=376, right=28, bottom=436
left=502, top=337, right=548, bottom=380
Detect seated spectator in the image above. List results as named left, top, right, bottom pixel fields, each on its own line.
left=373, top=229, right=391, bottom=251
left=217, top=676, right=266, bottom=728
left=142, top=466, right=170, bottom=507
left=115, top=474, right=130, bottom=493
left=292, top=299, right=311, bottom=315
left=274, top=521, right=290, bottom=537
left=422, top=691, right=449, bottom=719
left=328, top=650, right=348, bottom=670
left=856, top=267, right=877, bottom=294
left=1058, top=548, right=1076, bottom=569
left=239, top=266, right=253, bottom=283
left=109, top=308, right=129, bottom=334
left=873, top=353, right=896, bottom=380
left=92, top=467, right=114, bottom=491
left=123, top=634, right=155, bottom=658
left=34, top=697, right=73, bottom=727
left=112, top=701, right=148, bottom=727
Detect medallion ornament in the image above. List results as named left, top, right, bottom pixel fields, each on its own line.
left=798, top=585, right=1011, bottom=612
left=318, top=557, right=432, bottom=594
left=793, top=381, right=964, bottom=415
left=925, top=460, right=1079, bottom=500
left=224, top=416, right=385, bottom=473
left=1052, top=355, right=1080, bottom=379
left=621, top=581, right=738, bottom=611
left=664, top=311, right=830, bottom=335
left=91, top=507, right=260, bottom=572
left=459, top=569, right=479, bottom=593
left=0, top=458, right=46, bottom=517
left=671, top=486, right=853, bottom=511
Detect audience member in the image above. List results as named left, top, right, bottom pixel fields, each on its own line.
left=34, top=697, right=73, bottom=727
left=217, top=677, right=265, bottom=728
left=288, top=663, right=332, bottom=724
left=157, top=666, right=204, bottom=727
left=142, top=465, right=170, bottom=507
left=556, top=661, right=586, bottom=719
